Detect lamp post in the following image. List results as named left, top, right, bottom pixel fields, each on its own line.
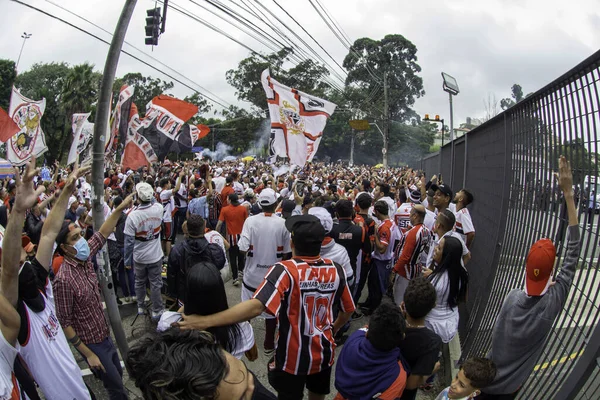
left=16, top=32, right=32, bottom=70
left=442, top=72, right=459, bottom=187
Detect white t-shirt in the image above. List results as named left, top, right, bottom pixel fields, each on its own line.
left=453, top=207, right=474, bottom=244
left=0, top=330, right=19, bottom=400
left=233, top=181, right=244, bottom=196
left=425, top=270, right=459, bottom=343
left=174, top=184, right=188, bottom=208
left=20, top=281, right=91, bottom=399
left=204, top=230, right=230, bottom=274
left=160, top=189, right=174, bottom=223
left=213, top=176, right=226, bottom=194
left=393, top=202, right=414, bottom=233
left=320, top=240, right=354, bottom=285
left=238, top=213, right=291, bottom=290
left=124, top=202, right=164, bottom=264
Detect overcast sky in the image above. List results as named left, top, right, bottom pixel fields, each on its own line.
left=3, top=0, right=600, bottom=127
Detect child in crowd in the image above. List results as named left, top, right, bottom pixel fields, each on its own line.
left=334, top=298, right=408, bottom=400
left=435, top=357, right=497, bottom=400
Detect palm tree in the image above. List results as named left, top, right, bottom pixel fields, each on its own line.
left=58, top=63, right=101, bottom=162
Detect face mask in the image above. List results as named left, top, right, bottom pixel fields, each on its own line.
left=73, top=237, right=90, bottom=261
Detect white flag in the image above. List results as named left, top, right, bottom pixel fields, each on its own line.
left=261, top=69, right=336, bottom=167
left=68, top=113, right=94, bottom=165
left=6, top=87, right=48, bottom=166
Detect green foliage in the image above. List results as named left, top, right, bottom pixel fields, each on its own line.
left=0, top=59, right=17, bottom=110
left=112, top=72, right=174, bottom=116
left=183, top=92, right=212, bottom=125
left=552, top=138, right=599, bottom=184
left=343, top=34, right=425, bottom=122
left=226, top=48, right=330, bottom=115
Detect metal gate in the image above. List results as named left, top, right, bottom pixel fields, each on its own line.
left=420, top=49, right=600, bottom=399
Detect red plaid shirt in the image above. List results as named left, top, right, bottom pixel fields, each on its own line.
left=53, top=232, right=109, bottom=344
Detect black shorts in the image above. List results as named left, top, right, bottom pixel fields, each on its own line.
left=268, top=363, right=331, bottom=400
left=161, top=222, right=173, bottom=242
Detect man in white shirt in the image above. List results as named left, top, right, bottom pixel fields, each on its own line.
left=426, top=210, right=471, bottom=269
left=159, top=172, right=184, bottom=258
left=453, top=189, right=475, bottom=249
left=238, top=188, right=291, bottom=356
left=125, top=182, right=165, bottom=319
left=212, top=167, right=226, bottom=193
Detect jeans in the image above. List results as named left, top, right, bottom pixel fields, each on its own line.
left=134, top=260, right=164, bottom=313
left=371, top=258, right=392, bottom=309
left=229, top=244, right=245, bottom=280
left=86, top=338, right=128, bottom=400
left=353, top=257, right=372, bottom=305
left=173, top=207, right=187, bottom=241
left=118, top=262, right=135, bottom=298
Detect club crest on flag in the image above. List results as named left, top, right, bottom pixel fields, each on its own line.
left=279, top=101, right=305, bottom=135
left=7, top=87, right=47, bottom=166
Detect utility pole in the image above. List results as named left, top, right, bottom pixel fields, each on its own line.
left=91, top=0, right=137, bottom=361
left=383, top=71, right=389, bottom=168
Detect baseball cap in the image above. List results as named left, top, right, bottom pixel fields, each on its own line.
left=525, top=238, right=556, bottom=296
left=431, top=183, right=453, bottom=198
left=258, top=188, right=278, bottom=206
left=228, top=193, right=240, bottom=205
left=409, top=189, right=421, bottom=203
left=136, top=182, right=154, bottom=202
left=309, top=207, right=333, bottom=233
left=281, top=199, right=296, bottom=219
left=285, top=215, right=325, bottom=247
left=68, top=196, right=78, bottom=209
left=215, top=167, right=223, bottom=177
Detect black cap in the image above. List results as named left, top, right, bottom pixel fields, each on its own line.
left=431, top=183, right=453, bottom=198
left=285, top=215, right=325, bottom=247
left=281, top=199, right=296, bottom=218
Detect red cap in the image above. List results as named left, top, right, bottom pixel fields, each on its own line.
left=525, top=238, right=556, bottom=296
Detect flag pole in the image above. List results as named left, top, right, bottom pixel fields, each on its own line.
left=91, top=0, right=137, bottom=361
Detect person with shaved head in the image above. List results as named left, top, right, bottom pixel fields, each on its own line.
left=390, top=204, right=432, bottom=304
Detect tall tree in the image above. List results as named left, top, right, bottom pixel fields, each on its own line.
left=112, top=72, right=174, bottom=116
left=0, top=59, right=17, bottom=110
left=500, top=84, right=526, bottom=110
left=343, top=34, right=425, bottom=123
left=226, top=48, right=330, bottom=115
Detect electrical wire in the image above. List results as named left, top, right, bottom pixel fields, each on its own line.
left=43, top=0, right=232, bottom=109
left=10, top=0, right=230, bottom=109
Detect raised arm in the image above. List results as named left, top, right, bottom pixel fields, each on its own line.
left=98, top=194, right=134, bottom=239
left=2, top=157, right=45, bottom=306
left=36, top=161, right=91, bottom=269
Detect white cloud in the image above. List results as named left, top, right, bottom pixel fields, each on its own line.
left=2, top=0, right=599, bottom=126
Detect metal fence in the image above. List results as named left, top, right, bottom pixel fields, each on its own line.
left=420, top=49, right=600, bottom=399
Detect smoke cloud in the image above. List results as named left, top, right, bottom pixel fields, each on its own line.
left=243, top=119, right=270, bottom=157
left=202, top=142, right=233, bottom=161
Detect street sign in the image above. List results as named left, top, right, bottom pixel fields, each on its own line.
left=192, top=146, right=204, bottom=153
left=349, top=119, right=370, bottom=131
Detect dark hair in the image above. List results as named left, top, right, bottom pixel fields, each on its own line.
left=113, top=196, right=123, bottom=209
left=335, top=200, right=353, bottom=218
left=356, top=193, right=373, bottom=210
left=292, top=240, right=321, bottom=257
left=403, top=277, right=437, bottom=319
left=374, top=200, right=388, bottom=216
left=189, top=188, right=198, bottom=199
left=262, top=203, right=277, bottom=213
left=231, top=172, right=238, bottom=180
left=430, top=236, right=468, bottom=309
left=225, top=176, right=233, bottom=184
left=378, top=183, right=390, bottom=197
left=437, top=209, right=456, bottom=232
left=126, top=329, right=228, bottom=400
left=412, top=206, right=426, bottom=222
left=461, top=357, right=497, bottom=389
left=184, top=263, right=241, bottom=354
left=367, top=298, right=406, bottom=351
left=461, top=189, right=474, bottom=206
left=398, top=190, right=407, bottom=204
left=187, top=214, right=206, bottom=237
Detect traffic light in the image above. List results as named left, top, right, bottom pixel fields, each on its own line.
left=435, top=115, right=440, bottom=121
left=145, top=7, right=161, bottom=46
left=424, top=114, right=430, bottom=120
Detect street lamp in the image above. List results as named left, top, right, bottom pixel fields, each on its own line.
left=16, top=32, right=32, bottom=70
left=442, top=72, right=459, bottom=187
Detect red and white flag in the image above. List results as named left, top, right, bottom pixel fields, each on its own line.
left=261, top=69, right=336, bottom=167
left=122, top=103, right=158, bottom=171
left=0, top=107, right=20, bottom=143
left=107, top=85, right=134, bottom=161
left=6, top=87, right=47, bottom=166
left=68, top=113, right=94, bottom=165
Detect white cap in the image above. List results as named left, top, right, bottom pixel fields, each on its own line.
left=258, top=188, right=278, bottom=206
left=215, top=168, right=223, bottom=177
left=68, top=196, right=78, bottom=209
left=136, top=182, right=154, bottom=202
left=309, top=207, right=333, bottom=233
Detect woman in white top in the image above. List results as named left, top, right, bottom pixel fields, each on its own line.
left=423, top=236, right=469, bottom=343
left=159, top=261, right=256, bottom=360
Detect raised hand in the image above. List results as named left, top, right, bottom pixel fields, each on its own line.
left=556, top=155, right=573, bottom=196
left=13, top=156, right=45, bottom=214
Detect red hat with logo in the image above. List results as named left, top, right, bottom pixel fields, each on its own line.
left=525, top=238, right=556, bottom=296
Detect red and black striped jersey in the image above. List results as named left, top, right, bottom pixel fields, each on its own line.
left=393, top=223, right=431, bottom=279
left=253, top=256, right=356, bottom=375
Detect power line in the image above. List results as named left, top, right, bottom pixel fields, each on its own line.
left=42, top=0, right=232, bottom=108
left=10, top=0, right=230, bottom=109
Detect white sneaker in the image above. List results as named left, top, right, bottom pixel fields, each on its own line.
left=233, top=278, right=240, bottom=286
left=123, top=296, right=131, bottom=303
left=151, top=309, right=165, bottom=320
left=137, top=307, right=145, bottom=315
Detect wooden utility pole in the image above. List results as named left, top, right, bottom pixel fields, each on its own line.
left=383, top=71, right=389, bottom=168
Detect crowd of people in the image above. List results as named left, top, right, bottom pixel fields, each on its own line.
left=0, top=154, right=582, bottom=400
